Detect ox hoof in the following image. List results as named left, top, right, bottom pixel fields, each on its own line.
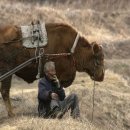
left=8, top=112, right=15, bottom=117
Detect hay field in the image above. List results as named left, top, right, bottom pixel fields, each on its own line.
left=0, top=0, right=130, bottom=130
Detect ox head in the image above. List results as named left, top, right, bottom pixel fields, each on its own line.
left=83, top=42, right=105, bottom=81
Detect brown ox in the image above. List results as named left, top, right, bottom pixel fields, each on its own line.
left=0, top=23, right=104, bottom=117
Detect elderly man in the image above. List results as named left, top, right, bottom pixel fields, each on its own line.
left=38, top=61, right=80, bottom=119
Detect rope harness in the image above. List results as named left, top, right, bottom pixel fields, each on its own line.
left=92, top=66, right=96, bottom=122
left=91, top=54, right=103, bottom=122
left=0, top=28, right=79, bottom=81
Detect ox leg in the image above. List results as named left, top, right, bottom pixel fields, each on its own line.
left=1, top=76, right=14, bottom=117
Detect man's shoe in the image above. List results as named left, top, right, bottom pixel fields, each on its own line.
left=57, top=111, right=64, bottom=119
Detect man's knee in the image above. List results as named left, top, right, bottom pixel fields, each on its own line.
left=70, top=93, right=78, bottom=101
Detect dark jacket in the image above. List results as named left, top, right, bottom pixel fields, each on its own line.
left=38, top=76, right=66, bottom=117
left=38, top=76, right=66, bottom=102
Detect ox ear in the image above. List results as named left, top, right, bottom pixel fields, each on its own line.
left=92, top=42, right=100, bottom=54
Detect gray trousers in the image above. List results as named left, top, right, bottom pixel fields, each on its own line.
left=50, top=93, right=80, bottom=119
left=38, top=94, right=80, bottom=119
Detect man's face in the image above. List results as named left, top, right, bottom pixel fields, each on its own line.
left=45, top=68, right=56, bottom=80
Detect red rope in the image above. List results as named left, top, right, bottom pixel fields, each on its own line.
left=44, top=53, right=76, bottom=67
left=44, top=53, right=71, bottom=56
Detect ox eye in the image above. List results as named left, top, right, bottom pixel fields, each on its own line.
left=97, top=60, right=101, bottom=65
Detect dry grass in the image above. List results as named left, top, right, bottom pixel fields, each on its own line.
left=0, top=71, right=130, bottom=130
left=0, top=0, right=130, bottom=130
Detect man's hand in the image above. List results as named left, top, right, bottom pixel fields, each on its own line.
left=52, top=75, right=59, bottom=82
left=51, top=92, right=59, bottom=100
left=52, top=75, right=60, bottom=88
